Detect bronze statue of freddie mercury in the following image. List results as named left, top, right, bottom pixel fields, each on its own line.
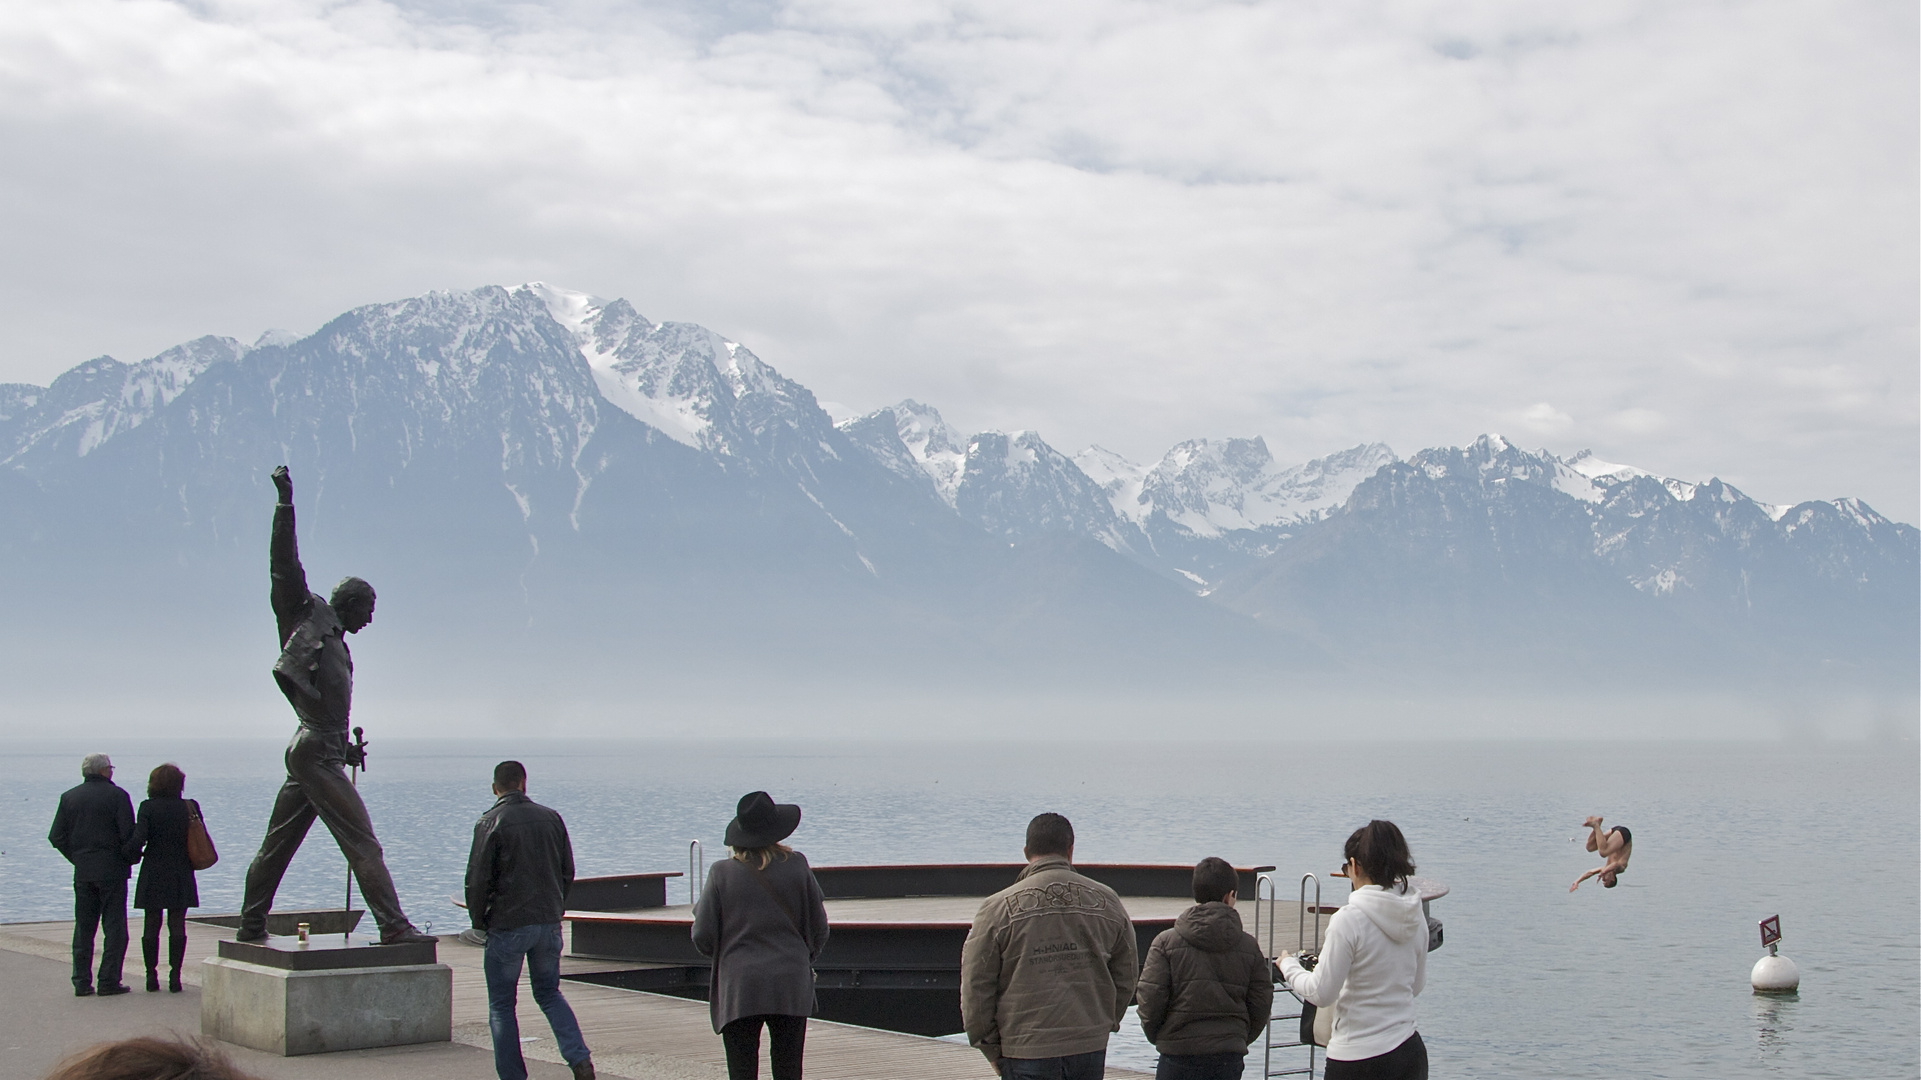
left=235, top=466, right=432, bottom=946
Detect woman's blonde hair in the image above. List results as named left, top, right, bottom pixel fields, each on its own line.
left=731, top=843, right=792, bottom=870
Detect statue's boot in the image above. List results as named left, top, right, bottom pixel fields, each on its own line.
left=379, top=925, right=436, bottom=945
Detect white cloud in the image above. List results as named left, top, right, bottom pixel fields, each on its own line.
left=0, top=0, right=1912, bottom=518
left=1605, top=408, right=1666, bottom=436
left=1519, top=402, right=1573, bottom=435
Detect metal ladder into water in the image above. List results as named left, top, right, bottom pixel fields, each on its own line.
left=1251, top=873, right=1322, bottom=1080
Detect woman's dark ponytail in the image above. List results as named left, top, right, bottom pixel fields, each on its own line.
left=1344, top=819, right=1416, bottom=887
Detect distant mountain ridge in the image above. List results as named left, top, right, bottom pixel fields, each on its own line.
left=0, top=283, right=1911, bottom=715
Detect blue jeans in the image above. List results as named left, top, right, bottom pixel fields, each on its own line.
left=484, top=922, right=590, bottom=1080
left=1001, top=1049, right=1107, bottom=1080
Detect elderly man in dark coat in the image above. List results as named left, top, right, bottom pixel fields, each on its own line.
left=48, top=753, right=136, bottom=996
left=234, top=466, right=430, bottom=945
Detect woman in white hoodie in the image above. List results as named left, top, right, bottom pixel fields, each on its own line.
left=1278, top=820, right=1427, bottom=1080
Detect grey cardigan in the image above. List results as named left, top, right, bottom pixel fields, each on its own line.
left=691, top=850, right=830, bottom=1032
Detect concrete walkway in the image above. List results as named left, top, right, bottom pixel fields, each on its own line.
left=0, top=923, right=1153, bottom=1080
left=0, top=946, right=556, bottom=1080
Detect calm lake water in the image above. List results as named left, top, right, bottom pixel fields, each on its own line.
left=3, top=737, right=1915, bottom=1078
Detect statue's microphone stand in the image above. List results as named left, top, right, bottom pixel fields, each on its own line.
left=345, top=726, right=366, bottom=945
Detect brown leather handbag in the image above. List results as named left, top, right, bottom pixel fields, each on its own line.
left=185, top=799, right=218, bottom=871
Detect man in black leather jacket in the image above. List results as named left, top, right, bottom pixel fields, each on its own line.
left=48, top=753, right=135, bottom=995
left=466, top=761, right=594, bottom=1080
left=234, top=466, right=430, bottom=946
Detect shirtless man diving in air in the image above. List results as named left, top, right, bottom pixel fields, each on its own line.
left=1570, top=816, right=1632, bottom=891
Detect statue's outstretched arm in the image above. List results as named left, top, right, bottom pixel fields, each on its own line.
left=269, top=466, right=312, bottom=639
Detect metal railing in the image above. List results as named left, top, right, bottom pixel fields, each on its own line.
left=1260, top=873, right=1322, bottom=1079
left=688, top=840, right=706, bottom=905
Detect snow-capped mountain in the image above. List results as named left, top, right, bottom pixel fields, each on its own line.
left=881, top=400, right=970, bottom=506
left=955, top=430, right=1141, bottom=552
left=1082, top=438, right=1396, bottom=535
left=0, top=284, right=1275, bottom=708
left=524, top=283, right=841, bottom=469
left=1075, top=439, right=1399, bottom=583
left=0, top=285, right=1910, bottom=708
left=1, top=336, right=249, bottom=468
left=844, top=403, right=1397, bottom=583
left=1210, top=434, right=1918, bottom=679
left=843, top=401, right=1145, bottom=557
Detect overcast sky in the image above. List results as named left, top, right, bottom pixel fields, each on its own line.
left=1, top=0, right=1914, bottom=518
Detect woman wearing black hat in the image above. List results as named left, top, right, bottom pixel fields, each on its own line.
left=692, top=792, right=830, bottom=1080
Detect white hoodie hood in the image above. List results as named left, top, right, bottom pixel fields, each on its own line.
left=1277, top=880, right=1427, bottom=1061
left=1345, top=882, right=1426, bottom=945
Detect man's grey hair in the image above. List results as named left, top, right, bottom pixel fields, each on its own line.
left=81, top=753, right=112, bottom=777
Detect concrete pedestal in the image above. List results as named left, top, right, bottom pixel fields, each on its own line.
left=201, top=936, right=451, bottom=1056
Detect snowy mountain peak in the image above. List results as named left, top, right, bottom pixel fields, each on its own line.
left=1414, top=435, right=1605, bottom=504
left=1557, top=447, right=1795, bottom=513
left=2, top=336, right=247, bottom=465
left=1072, top=445, right=1149, bottom=523
left=521, top=281, right=613, bottom=331
left=1832, top=497, right=1889, bottom=528
left=875, top=400, right=968, bottom=506
left=1073, top=445, right=1145, bottom=488
left=1138, top=439, right=1398, bottom=537
left=716, top=341, right=786, bottom=401
left=516, top=282, right=651, bottom=368
left=508, top=282, right=737, bottom=452
left=955, top=428, right=1135, bottom=550
left=1564, top=449, right=1645, bottom=483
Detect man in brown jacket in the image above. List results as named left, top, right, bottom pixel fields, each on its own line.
left=1135, top=857, right=1275, bottom=1079
left=961, top=813, right=1138, bottom=1080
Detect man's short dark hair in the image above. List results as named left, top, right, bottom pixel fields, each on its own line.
left=1192, top=856, right=1238, bottom=904
left=1025, top=813, right=1074, bottom=857
left=494, top=761, right=527, bottom=790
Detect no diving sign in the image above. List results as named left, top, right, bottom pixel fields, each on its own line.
left=1759, top=915, right=1782, bottom=948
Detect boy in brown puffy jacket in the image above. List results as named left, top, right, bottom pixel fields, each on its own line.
left=1135, top=857, right=1276, bottom=1080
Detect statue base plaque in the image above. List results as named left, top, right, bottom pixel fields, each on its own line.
left=201, top=934, right=451, bottom=1056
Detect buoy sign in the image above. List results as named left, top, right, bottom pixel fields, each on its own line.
left=1759, top=915, right=1781, bottom=949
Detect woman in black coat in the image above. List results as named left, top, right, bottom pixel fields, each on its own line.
left=691, top=791, right=830, bottom=1080
left=125, top=763, right=201, bottom=992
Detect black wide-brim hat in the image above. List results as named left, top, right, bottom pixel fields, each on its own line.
left=725, top=791, right=801, bottom=849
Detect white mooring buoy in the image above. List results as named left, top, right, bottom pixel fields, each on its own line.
left=1751, top=914, right=1799, bottom=994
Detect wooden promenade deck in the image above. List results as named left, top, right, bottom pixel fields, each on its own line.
left=0, top=918, right=1164, bottom=1079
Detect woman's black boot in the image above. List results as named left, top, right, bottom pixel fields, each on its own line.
left=168, top=934, right=188, bottom=992
left=142, top=936, right=160, bottom=991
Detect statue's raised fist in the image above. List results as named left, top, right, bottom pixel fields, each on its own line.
left=271, top=466, right=293, bottom=499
